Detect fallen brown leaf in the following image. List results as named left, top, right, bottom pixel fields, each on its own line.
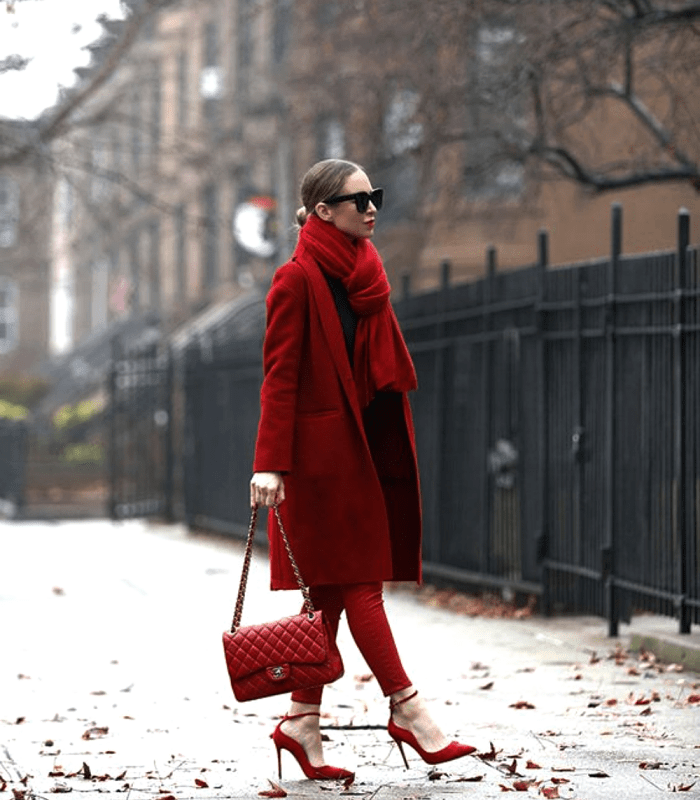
left=513, top=779, right=536, bottom=790
left=452, top=775, right=484, bottom=782
left=526, top=760, right=541, bottom=769
left=672, top=782, right=696, bottom=792
left=541, top=787, right=560, bottom=798
left=194, top=779, right=208, bottom=788
left=82, top=726, right=109, bottom=740
left=639, top=761, right=661, bottom=770
left=478, top=742, right=502, bottom=761
left=588, top=771, right=610, bottom=778
left=686, top=694, right=700, bottom=704
left=509, top=701, right=535, bottom=710
left=480, top=681, right=494, bottom=690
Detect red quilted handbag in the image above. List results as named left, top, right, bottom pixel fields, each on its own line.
left=222, top=504, right=344, bottom=702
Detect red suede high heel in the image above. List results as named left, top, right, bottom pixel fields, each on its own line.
left=270, top=712, right=354, bottom=781
left=388, top=691, right=476, bottom=768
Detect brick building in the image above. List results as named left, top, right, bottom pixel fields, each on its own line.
left=58, top=0, right=699, bottom=347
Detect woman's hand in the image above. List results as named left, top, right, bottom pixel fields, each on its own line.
left=250, top=472, right=286, bottom=508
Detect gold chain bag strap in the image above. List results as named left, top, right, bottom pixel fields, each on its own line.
left=222, top=504, right=344, bottom=702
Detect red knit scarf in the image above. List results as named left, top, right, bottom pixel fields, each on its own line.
left=298, top=214, right=417, bottom=408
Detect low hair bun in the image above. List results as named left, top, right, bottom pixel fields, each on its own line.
left=295, top=206, right=309, bottom=227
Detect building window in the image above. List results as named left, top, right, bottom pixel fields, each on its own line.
left=202, top=184, right=218, bottom=293
left=131, top=89, right=142, bottom=175
left=201, top=21, right=223, bottom=126
left=142, top=10, right=156, bottom=40
left=175, top=204, right=186, bottom=302
left=317, top=118, right=345, bottom=160
left=237, top=0, right=254, bottom=99
left=56, top=177, right=74, bottom=228
left=384, top=88, right=423, bottom=157
left=0, top=278, right=19, bottom=354
left=464, top=22, right=525, bottom=200
left=149, top=62, right=161, bottom=161
left=178, top=50, right=188, bottom=129
left=273, top=0, right=293, bottom=64
left=0, top=177, right=20, bottom=248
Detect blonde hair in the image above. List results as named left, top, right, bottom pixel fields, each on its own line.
left=295, top=158, right=363, bottom=227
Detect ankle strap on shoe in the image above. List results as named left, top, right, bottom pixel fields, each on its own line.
left=390, top=690, right=418, bottom=711
left=281, top=712, right=321, bottom=722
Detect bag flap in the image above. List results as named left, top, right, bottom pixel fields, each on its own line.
left=223, top=611, right=329, bottom=680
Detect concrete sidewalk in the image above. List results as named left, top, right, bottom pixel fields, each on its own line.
left=1, top=519, right=698, bottom=800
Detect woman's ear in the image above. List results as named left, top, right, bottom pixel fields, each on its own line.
left=315, top=202, right=333, bottom=222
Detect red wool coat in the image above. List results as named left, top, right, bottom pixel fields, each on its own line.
left=253, top=243, right=423, bottom=590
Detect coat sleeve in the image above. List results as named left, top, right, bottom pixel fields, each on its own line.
left=253, top=264, right=307, bottom=474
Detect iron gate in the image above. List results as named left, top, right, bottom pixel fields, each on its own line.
left=108, top=338, right=173, bottom=520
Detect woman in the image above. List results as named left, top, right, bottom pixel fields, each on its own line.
left=250, top=159, right=475, bottom=780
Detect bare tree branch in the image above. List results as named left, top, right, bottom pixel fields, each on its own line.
left=0, top=0, right=175, bottom=168
left=534, top=142, right=699, bottom=190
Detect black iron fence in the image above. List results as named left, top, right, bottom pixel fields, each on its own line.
left=397, top=206, right=699, bottom=635
left=102, top=204, right=698, bottom=635
left=108, top=338, right=174, bottom=521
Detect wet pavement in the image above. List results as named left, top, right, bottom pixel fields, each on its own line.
left=1, top=519, right=699, bottom=799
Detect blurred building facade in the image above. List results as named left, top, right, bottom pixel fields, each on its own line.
left=56, top=0, right=700, bottom=348
left=0, top=127, right=53, bottom=375
left=55, top=0, right=292, bottom=349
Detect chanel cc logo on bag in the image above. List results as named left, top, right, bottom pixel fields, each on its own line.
left=267, top=664, right=290, bottom=681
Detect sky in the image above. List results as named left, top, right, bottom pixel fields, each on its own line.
left=0, top=0, right=126, bottom=120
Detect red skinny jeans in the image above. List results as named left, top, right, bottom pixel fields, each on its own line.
left=291, top=582, right=412, bottom=705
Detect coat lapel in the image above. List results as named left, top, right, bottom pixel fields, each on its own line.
left=294, top=245, right=365, bottom=430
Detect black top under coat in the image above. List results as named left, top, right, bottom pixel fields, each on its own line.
left=323, top=273, right=357, bottom=368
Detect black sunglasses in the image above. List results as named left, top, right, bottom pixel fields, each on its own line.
left=322, top=188, right=384, bottom=213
